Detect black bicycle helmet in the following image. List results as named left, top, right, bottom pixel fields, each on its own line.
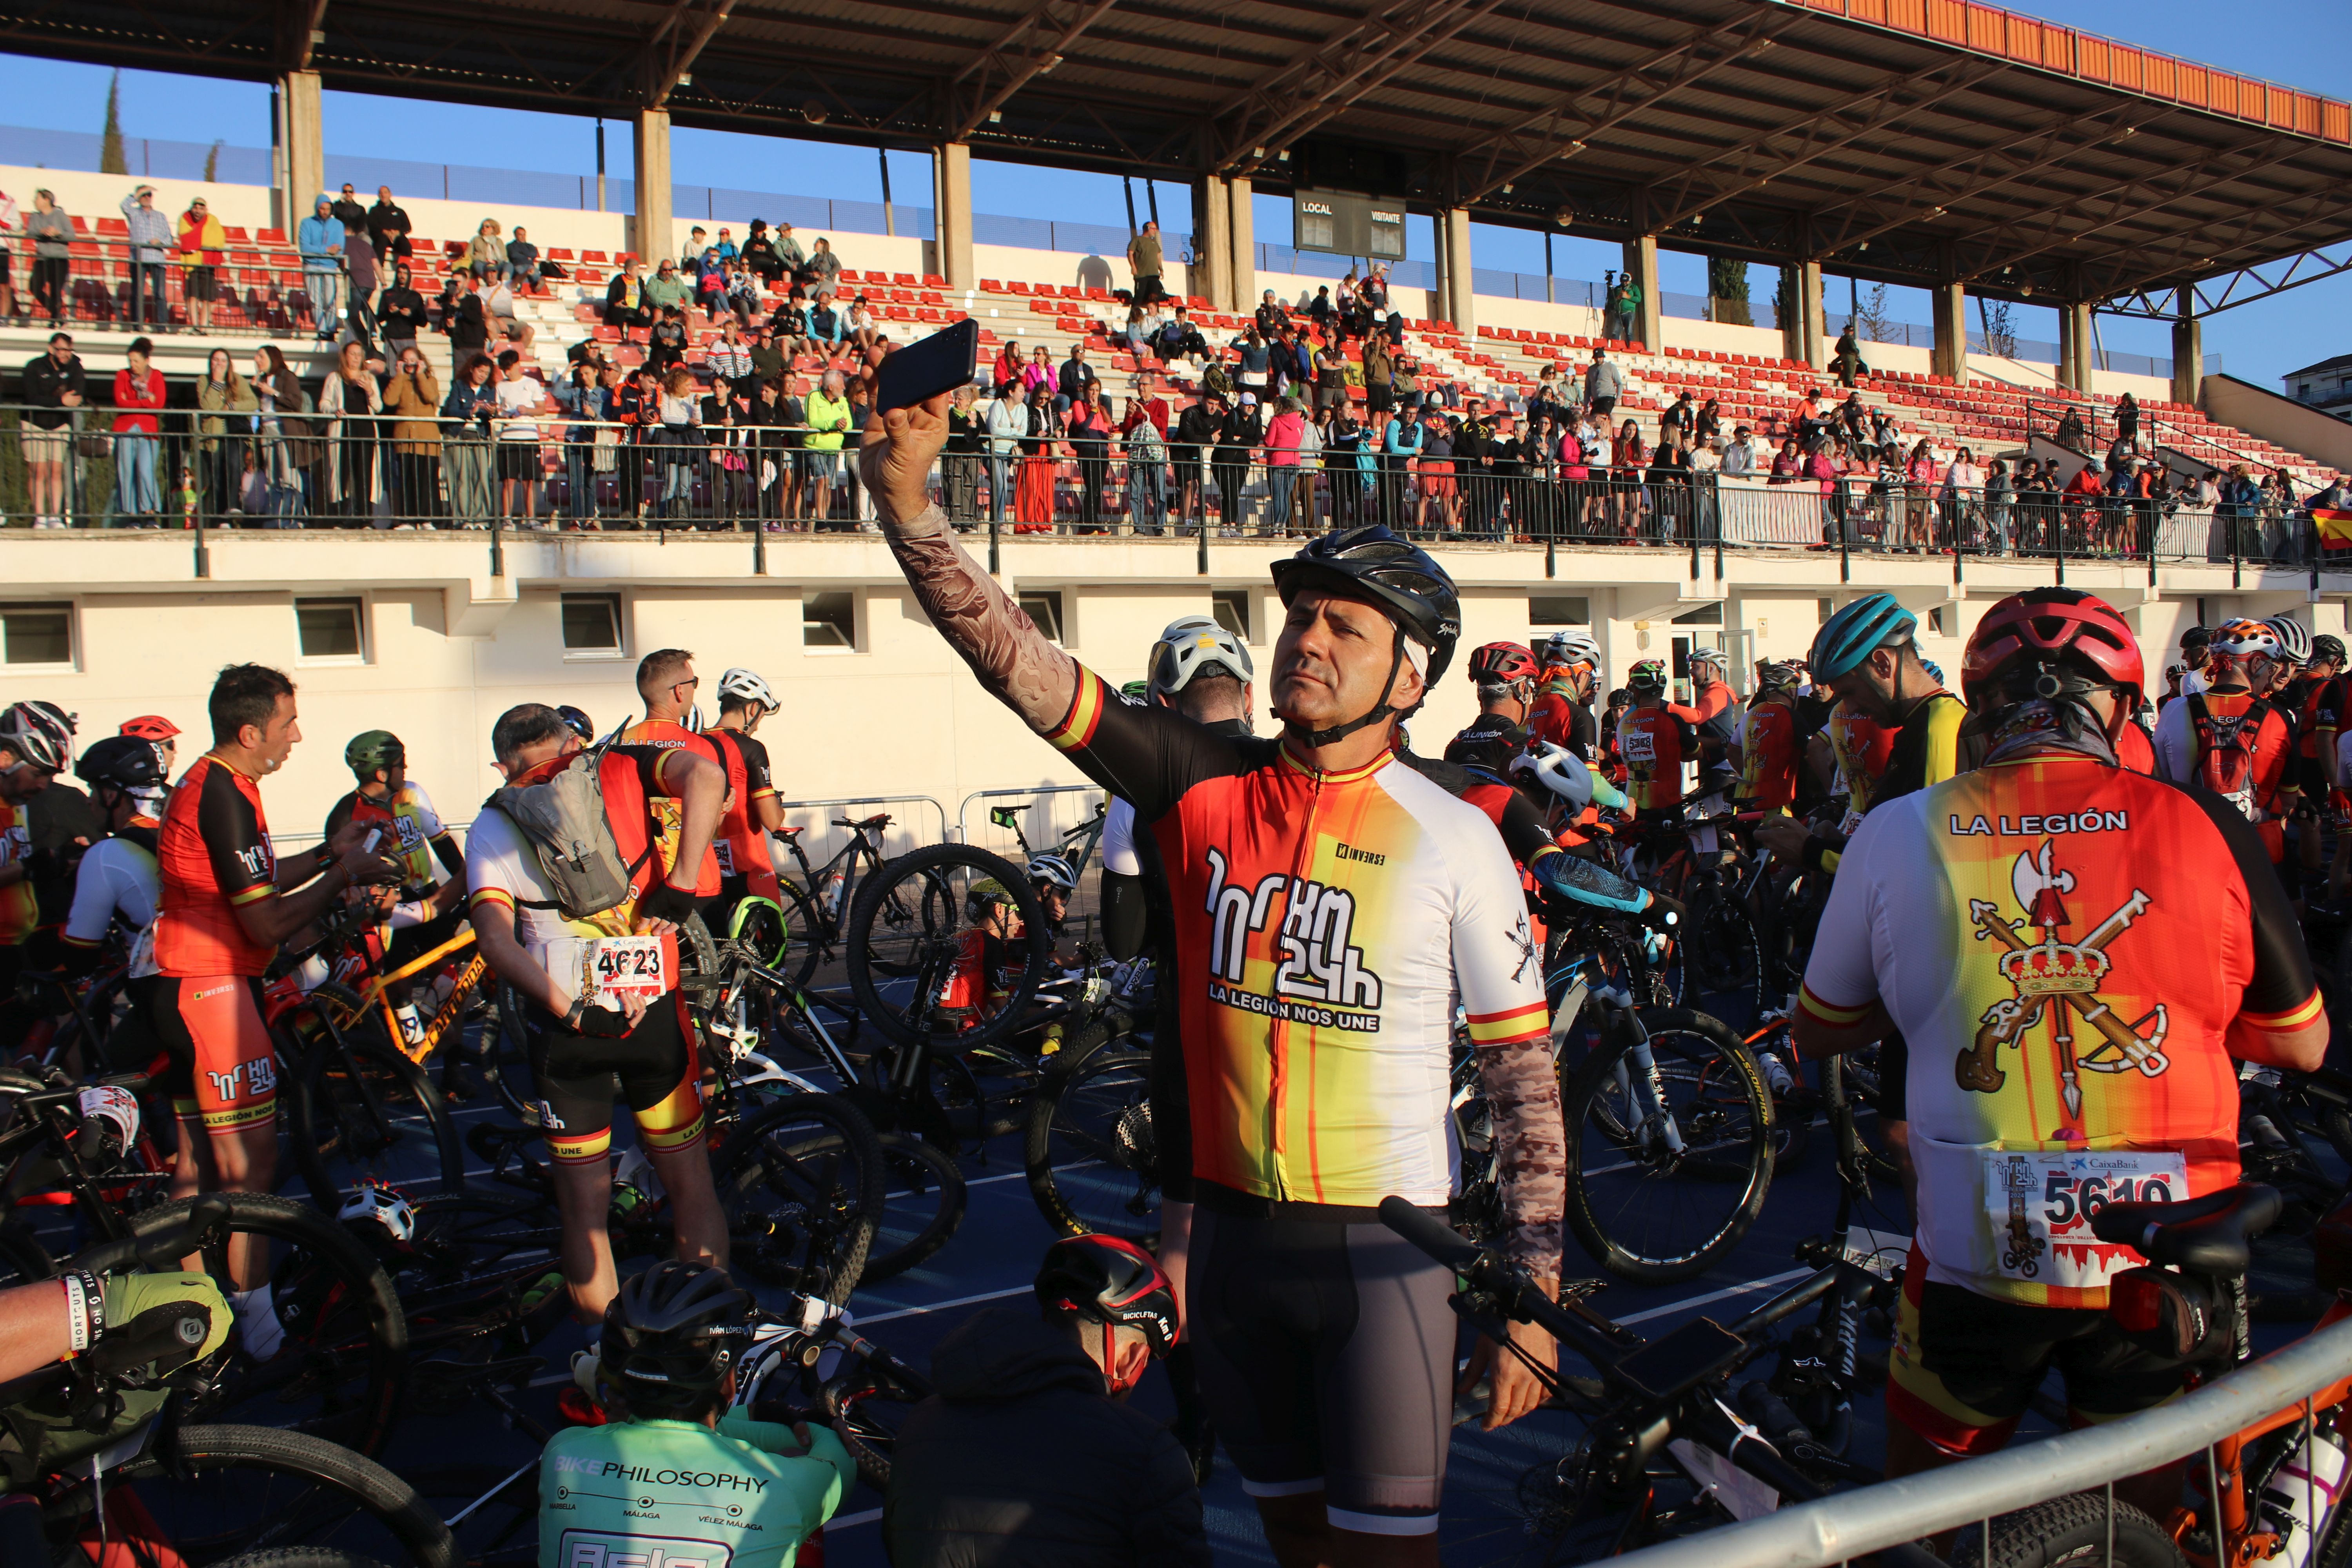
left=600, top=1261, right=751, bottom=1418
left=75, top=735, right=168, bottom=794
left=557, top=705, right=596, bottom=743
left=1034, top=1234, right=1180, bottom=1355
left=1269, top=524, right=1461, bottom=745
left=2316, top=634, right=2347, bottom=668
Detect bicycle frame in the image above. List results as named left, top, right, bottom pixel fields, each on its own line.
left=779, top=815, right=897, bottom=931
left=346, top=926, right=488, bottom=1065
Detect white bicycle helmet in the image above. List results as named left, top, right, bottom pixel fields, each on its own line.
left=1149, top=615, right=1254, bottom=696
left=717, top=666, right=781, bottom=715
left=1027, top=853, right=1078, bottom=894
left=1688, top=647, right=1730, bottom=677
left=337, top=1179, right=416, bottom=1244
left=2262, top=616, right=2314, bottom=668
left=1543, top=631, right=1601, bottom=671
left=0, top=701, right=74, bottom=773
left=2209, top=617, right=2285, bottom=670
left=1509, top=739, right=1597, bottom=810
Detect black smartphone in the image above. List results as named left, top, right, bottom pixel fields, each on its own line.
left=875, top=318, right=979, bottom=413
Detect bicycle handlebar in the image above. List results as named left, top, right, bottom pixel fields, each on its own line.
left=69, top=1194, right=234, bottom=1276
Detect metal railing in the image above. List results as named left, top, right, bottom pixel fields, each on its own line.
left=1608, top=1314, right=2352, bottom=1568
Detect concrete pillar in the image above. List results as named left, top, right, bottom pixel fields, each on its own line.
left=1781, top=260, right=1825, bottom=368
left=1622, top=234, right=1661, bottom=352
left=632, top=108, right=672, bottom=265
left=2173, top=308, right=2203, bottom=407
left=1437, top=206, right=1474, bottom=331
left=1197, top=174, right=1230, bottom=313
left=1229, top=176, right=1254, bottom=316
left=277, top=69, right=323, bottom=235
left=2058, top=299, right=2094, bottom=392
left=1931, top=280, right=1968, bottom=383
left=935, top=142, right=974, bottom=292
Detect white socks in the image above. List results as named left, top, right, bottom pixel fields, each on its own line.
left=229, top=1282, right=285, bottom=1360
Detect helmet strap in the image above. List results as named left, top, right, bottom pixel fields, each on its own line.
left=1284, top=626, right=1407, bottom=749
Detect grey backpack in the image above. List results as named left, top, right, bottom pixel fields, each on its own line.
left=485, top=746, right=644, bottom=920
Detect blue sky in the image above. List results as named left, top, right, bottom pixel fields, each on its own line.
left=2, top=0, right=2346, bottom=386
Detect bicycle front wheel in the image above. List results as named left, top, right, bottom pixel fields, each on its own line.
left=1562, top=1008, right=1773, bottom=1284
left=862, top=1131, right=968, bottom=1282
left=286, top=1028, right=466, bottom=1207
left=847, top=843, right=1049, bottom=1052
left=88, top=1423, right=455, bottom=1567
left=1024, top=1048, right=1160, bottom=1242
left=711, top=1091, right=884, bottom=1304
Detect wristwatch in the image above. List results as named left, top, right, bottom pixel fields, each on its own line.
left=564, top=995, right=589, bottom=1030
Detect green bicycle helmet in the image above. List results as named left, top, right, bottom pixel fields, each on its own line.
left=1810, top=593, right=1917, bottom=681
left=344, top=730, right=405, bottom=779
left=1626, top=658, right=1668, bottom=690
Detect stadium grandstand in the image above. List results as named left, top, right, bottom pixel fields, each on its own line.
left=0, top=0, right=2347, bottom=819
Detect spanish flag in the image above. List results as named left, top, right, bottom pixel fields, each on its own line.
left=2318, top=507, right=2352, bottom=550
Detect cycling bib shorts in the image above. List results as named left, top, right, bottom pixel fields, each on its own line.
left=1888, top=1244, right=2185, bottom=1455
left=1188, top=1191, right=1456, bottom=1535
left=525, top=994, right=705, bottom=1166
left=149, top=976, right=278, bottom=1134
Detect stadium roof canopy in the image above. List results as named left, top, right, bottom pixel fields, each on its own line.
left=18, top=0, right=2352, bottom=310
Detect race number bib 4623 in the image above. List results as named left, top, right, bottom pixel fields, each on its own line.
left=1980, top=1147, right=2187, bottom=1290
left=576, top=933, right=678, bottom=1009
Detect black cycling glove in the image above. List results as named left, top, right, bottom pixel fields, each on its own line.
left=573, top=1004, right=635, bottom=1039
left=636, top=879, right=700, bottom=928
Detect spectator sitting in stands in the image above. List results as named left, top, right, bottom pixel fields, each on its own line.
left=485, top=274, right=535, bottom=355
left=682, top=227, right=710, bottom=276
left=696, top=251, right=728, bottom=314
left=1151, top=307, right=1207, bottom=365
left=647, top=305, right=689, bottom=374
left=846, top=295, right=879, bottom=353
left=1058, top=341, right=1098, bottom=415
left=707, top=318, right=755, bottom=399
left=768, top=296, right=808, bottom=365
left=470, top=219, right=509, bottom=282
left=713, top=227, right=738, bottom=265
left=804, top=237, right=841, bottom=298
left=724, top=260, right=761, bottom=328
left=1870, top=405, right=1899, bottom=460
left=330, top=183, right=369, bottom=236
left=605, top=257, right=649, bottom=343
left=775, top=222, right=807, bottom=284
left=748, top=322, right=786, bottom=388
left=506, top=226, right=541, bottom=290
left=805, top=290, right=846, bottom=356
left=1305, top=285, right=1334, bottom=327
left=367, top=185, right=412, bottom=265
left=443, top=274, right=491, bottom=363
left=2054, top=404, right=2089, bottom=452
left=642, top=257, right=692, bottom=316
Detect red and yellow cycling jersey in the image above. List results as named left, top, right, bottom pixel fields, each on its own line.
left=1045, top=670, right=1549, bottom=1217
left=1736, top=699, right=1800, bottom=811
left=1799, top=755, right=2318, bottom=1307
left=1616, top=704, right=1695, bottom=813
left=706, top=727, right=782, bottom=900
left=1829, top=701, right=1895, bottom=818
left=0, top=797, right=37, bottom=947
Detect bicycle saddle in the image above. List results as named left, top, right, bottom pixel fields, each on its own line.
left=778, top=825, right=806, bottom=839
left=2091, top=1182, right=2281, bottom=1277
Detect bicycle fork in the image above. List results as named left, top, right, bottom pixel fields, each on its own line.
left=1602, top=988, right=1686, bottom=1159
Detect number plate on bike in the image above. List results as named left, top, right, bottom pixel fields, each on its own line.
left=576, top=933, right=678, bottom=1009
left=1610, top=1316, right=1749, bottom=1403
left=1979, top=1148, right=2187, bottom=1288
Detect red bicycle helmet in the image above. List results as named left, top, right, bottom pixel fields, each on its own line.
left=119, top=715, right=180, bottom=741
left=1961, top=588, right=2144, bottom=708
left=1467, top=642, right=1538, bottom=686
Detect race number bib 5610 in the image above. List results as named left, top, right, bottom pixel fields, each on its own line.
left=1980, top=1147, right=2187, bottom=1290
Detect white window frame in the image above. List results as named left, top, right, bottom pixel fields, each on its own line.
left=559, top=592, right=629, bottom=662
left=0, top=600, right=79, bottom=675
left=802, top=589, right=861, bottom=653
left=293, top=595, right=370, bottom=667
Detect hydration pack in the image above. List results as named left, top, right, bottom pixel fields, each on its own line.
left=485, top=743, right=645, bottom=920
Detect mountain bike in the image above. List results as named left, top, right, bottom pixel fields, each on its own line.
left=1, top=1205, right=450, bottom=1566
left=768, top=809, right=916, bottom=985
left=984, top=793, right=1111, bottom=880
left=1544, top=891, right=1775, bottom=1284
left=0, top=1067, right=409, bottom=1457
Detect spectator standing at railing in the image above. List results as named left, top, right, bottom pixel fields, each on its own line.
left=254, top=343, right=320, bottom=521
left=1066, top=384, right=1113, bottom=534
left=196, top=347, right=257, bottom=523
left=1171, top=391, right=1222, bottom=528
left=984, top=382, right=1025, bottom=524
left=118, top=186, right=173, bottom=330
left=1259, top=396, right=1306, bottom=537
left=1361, top=330, right=1393, bottom=416
left=1123, top=397, right=1168, bottom=534
left=803, top=367, right=853, bottom=528
left=1377, top=398, right=1422, bottom=530
left=940, top=383, right=983, bottom=527
left=366, top=187, right=411, bottom=267
left=383, top=344, right=443, bottom=527
left=748, top=373, right=799, bottom=528
left=109, top=336, right=167, bottom=524
left=1982, top=457, right=2013, bottom=555
left=298, top=194, right=345, bottom=342
left=1325, top=406, right=1369, bottom=526
left=1215, top=392, right=1262, bottom=537
left=1414, top=410, right=1454, bottom=534
left=1941, top=446, right=1982, bottom=552
left=2062, top=457, right=2105, bottom=554
left=439, top=352, right=498, bottom=526
left=1127, top=220, right=1165, bottom=307
left=174, top=196, right=225, bottom=334
left=23, top=191, right=71, bottom=328
left=495, top=349, right=548, bottom=527
left=318, top=337, right=386, bottom=524
left=1010, top=381, right=1058, bottom=534
left=1720, top=425, right=1756, bottom=477
left=20, top=331, right=83, bottom=528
